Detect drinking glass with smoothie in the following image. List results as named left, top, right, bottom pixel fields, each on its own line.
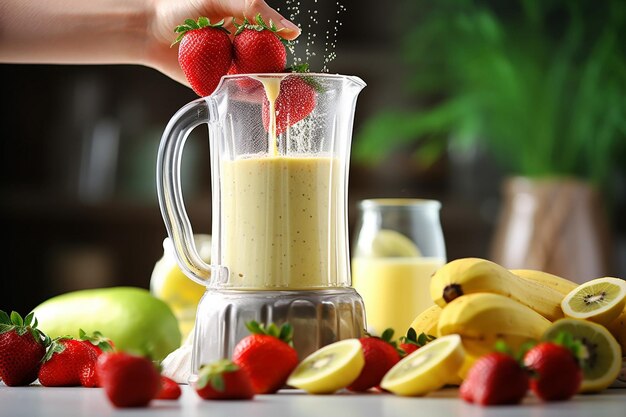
left=352, top=199, right=446, bottom=337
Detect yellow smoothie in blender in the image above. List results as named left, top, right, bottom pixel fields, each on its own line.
left=352, top=256, right=444, bottom=337
left=221, top=155, right=347, bottom=289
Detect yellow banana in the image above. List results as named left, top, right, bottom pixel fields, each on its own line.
left=511, top=269, right=578, bottom=296
left=437, top=292, right=552, bottom=357
left=430, top=258, right=564, bottom=321
left=408, top=304, right=441, bottom=337
left=607, top=307, right=626, bottom=353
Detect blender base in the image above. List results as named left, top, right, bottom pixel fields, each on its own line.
left=191, top=287, right=366, bottom=379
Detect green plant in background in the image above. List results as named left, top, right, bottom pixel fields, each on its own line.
left=355, top=0, right=625, bottom=190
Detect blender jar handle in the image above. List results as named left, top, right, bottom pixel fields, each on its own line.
left=156, top=97, right=216, bottom=285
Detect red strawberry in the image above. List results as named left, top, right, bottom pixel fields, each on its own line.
left=97, top=352, right=161, bottom=408
left=347, top=328, right=401, bottom=392
left=523, top=341, right=582, bottom=401
left=193, top=360, right=254, bottom=400
left=38, top=337, right=98, bottom=387
left=398, top=328, right=436, bottom=357
left=76, top=330, right=114, bottom=387
left=174, top=17, right=233, bottom=97
left=232, top=14, right=286, bottom=75
left=0, top=310, right=49, bottom=386
left=261, top=74, right=317, bottom=135
left=156, top=376, right=182, bottom=400
left=232, top=321, right=299, bottom=394
left=460, top=352, right=529, bottom=405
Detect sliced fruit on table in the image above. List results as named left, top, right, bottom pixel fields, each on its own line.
left=174, top=17, right=233, bottom=97
left=523, top=338, right=582, bottom=401
left=460, top=351, right=528, bottom=405
left=33, top=287, right=181, bottom=361
left=232, top=321, right=299, bottom=394
left=542, top=318, right=622, bottom=393
left=380, top=334, right=465, bottom=396
left=347, top=328, right=401, bottom=392
left=0, top=310, right=50, bottom=386
left=561, top=277, right=626, bottom=326
left=430, top=258, right=564, bottom=321
left=193, top=359, right=254, bottom=400
left=287, top=339, right=365, bottom=394
left=437, top=292, right=551, bottom=357
left=38, top=337, right=99, bottom=387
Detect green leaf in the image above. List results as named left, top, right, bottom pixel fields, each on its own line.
left=381, top=328, right=395, bottom=343
left=267, top=323, right=280, bottom=338
left=0, top=310, right=11, bottom=325
left=210, top=374, right=225, bottom=392
left=255, top=13, right=267, bottom=28
left=406, top=327, right=417, bottom=341
left=197, top=16, right=209, bottom=27
left=24, top=312, right=34, bottom=327
left=10, top=311, right=23, bottom=327
left=184, top=18, right=199, bottom=29
left=245, top=321, right=263, bottom=335
left=279, top=323, right=294, bottom=344
left=494, top=340, right=513, bottom=356
left=0, top=324, right=14, bottom=334
left=79, top=328, right=87, bottom=339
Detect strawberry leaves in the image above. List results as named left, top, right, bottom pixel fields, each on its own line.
left=0, top=310, right=50, bottom=347
left=172, top=17, right=230, bottom=46
left=234, top=14, right=282, bottom=36
left=196, top=359, right=240, bottom=391
left=245, top=321, right=294, bottom=346
left=79, top=329, right=115, bottom=353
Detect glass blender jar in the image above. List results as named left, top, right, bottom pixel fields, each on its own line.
left=156, top=73, right=366, bottom=377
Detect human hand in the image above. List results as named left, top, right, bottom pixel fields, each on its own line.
left=145, top=0, right=301, bottom=86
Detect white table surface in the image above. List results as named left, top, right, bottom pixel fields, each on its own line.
left=1, top=384, right=625, bottom=417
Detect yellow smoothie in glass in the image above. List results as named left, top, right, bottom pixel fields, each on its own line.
left=220, top=155, right=347, bottom=289
left=351, top=256, right=444, bottom=337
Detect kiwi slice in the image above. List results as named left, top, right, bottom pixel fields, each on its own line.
left=561, top=277, right=626, bottom=326
left=543, top=318, right=622, bottom=392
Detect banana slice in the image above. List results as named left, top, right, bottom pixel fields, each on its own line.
left=380, top=334, right=465, bottom=396
left=287, top=339, right=365, bottom=394
left=367, top=229, right=422, bottom=258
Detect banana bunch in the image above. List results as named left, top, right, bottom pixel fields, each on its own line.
left=429, top=258, right=565, bottom=321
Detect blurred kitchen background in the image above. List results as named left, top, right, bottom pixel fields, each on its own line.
left=1, top=0, right=625, bottom=313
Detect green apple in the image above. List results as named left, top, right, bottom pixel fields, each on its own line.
left=33, top=287, right=181, bottom=361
